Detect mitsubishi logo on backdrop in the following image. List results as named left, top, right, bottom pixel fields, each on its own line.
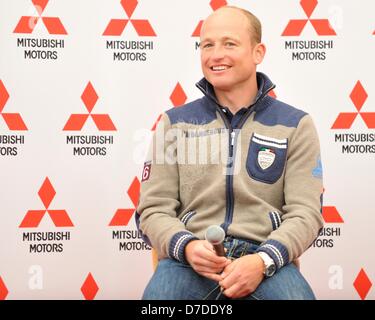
left=14, top=0, right=67, bottom=34
left=63, top=82, right=116, bottom=157
left=331, top=81, right=375, bottom=154
left=282, top=0, right=336, bottom=36
left=103, top=0, right=157, bottom=62
left=0, top=80, right=27, bottom=157
left=332, top=81, right=374, bottom=129
left=19, top=177, right=74, bottom=254
left=282, top=0, right=337, bottom=61
left=13, top=0, right=67, bottom=60
left=192, top=0, right=227, bottom=50
left=109, top=177, right=151, bottom=252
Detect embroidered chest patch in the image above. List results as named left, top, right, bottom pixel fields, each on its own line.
left=257, top=147, right=275, bottom=170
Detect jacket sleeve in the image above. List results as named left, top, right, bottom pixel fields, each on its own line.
left=256, top=114, right=324, bottom=269
left=135, top=113, right=198, bottom=263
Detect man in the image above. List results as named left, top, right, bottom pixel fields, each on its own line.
left=136, top=6, right=324, bottom=300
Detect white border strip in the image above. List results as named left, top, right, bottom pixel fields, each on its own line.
left=253, top=137, right=287, bottom=149
left=254, top=133, right=287, bottom=144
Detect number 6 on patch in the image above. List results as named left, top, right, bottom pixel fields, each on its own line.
left=142, top=161, right=151, bottom=181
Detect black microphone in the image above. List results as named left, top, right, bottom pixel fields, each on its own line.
left=205, top=225, right=226, bottom=257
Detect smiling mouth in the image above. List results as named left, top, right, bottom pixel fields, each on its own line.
left=210, top=65, right=231, bottom=71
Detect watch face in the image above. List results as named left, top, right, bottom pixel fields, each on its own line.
left=265, top=264, right=276, bottom=277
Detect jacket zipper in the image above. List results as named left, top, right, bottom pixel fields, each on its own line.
left=216, top=107, right=234, bottom=233
left=216, top=84, right=275, bottom=234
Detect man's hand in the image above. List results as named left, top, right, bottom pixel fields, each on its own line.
left=219, top=253, right=264, bottom=299
left=185, top=240, right=231, bottom=282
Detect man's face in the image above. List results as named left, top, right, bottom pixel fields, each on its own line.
left=200, top=9, right=260, bottom=92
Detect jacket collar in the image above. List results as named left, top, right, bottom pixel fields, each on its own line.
left=195, top=72, right=275, bottom=112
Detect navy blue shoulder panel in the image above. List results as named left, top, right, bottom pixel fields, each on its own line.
left=254, top=96, right=307, bottom=128
left=165, top=97, right=217, bottom=125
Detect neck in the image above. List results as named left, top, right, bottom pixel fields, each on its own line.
left=214, top=77, right=258, bottom=114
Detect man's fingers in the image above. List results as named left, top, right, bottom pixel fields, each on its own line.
left=192, top=256, right=229, bottom=271
left=201, top=249, right=229, bottom=264
left=201, top=272, right=222, bottom=282
left=221, top=259, right=235, bottom=278
left=222, top=282, right=242, bottom=299
left=219, top=265, right=238, bottom=290
left=202, top=241, right=229, bottom=262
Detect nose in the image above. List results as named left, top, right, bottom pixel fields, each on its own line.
left=211, top=45, right=225, bottom=61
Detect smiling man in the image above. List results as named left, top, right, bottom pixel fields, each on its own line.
left=199, top=7, right=264, bottom=113
left=136, top=6, right=324, bottom=300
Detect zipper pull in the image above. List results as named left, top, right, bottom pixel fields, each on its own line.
left=231, top=131, right=236, bottom=146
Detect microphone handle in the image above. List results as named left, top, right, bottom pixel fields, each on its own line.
left=213, top=244, right=225, bottom=257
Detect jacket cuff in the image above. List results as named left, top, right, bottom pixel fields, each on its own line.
left=256, top=239, right=289, bottom=270
left=169, top=231, right=199, bottom=264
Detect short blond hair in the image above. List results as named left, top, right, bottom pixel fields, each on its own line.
left=216, top=6, right=262, bottom=44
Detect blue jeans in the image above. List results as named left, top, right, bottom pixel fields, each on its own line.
left=142, top=237, right=316, bottom=300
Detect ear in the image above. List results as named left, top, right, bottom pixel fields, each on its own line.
left=253, top=43, right=266, bottom=65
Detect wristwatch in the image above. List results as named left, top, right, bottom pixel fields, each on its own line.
left=257, top=252, right=276, bottom=277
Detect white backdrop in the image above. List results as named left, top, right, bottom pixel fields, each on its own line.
left=0, top=0, right=374, bottom=300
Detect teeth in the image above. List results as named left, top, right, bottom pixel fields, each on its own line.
left=212, top=66, right=228, bottom=71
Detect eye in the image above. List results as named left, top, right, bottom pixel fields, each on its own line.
left=202, top=43, right=213, bottom=49
left=225, top=42, right=236, bottom=47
